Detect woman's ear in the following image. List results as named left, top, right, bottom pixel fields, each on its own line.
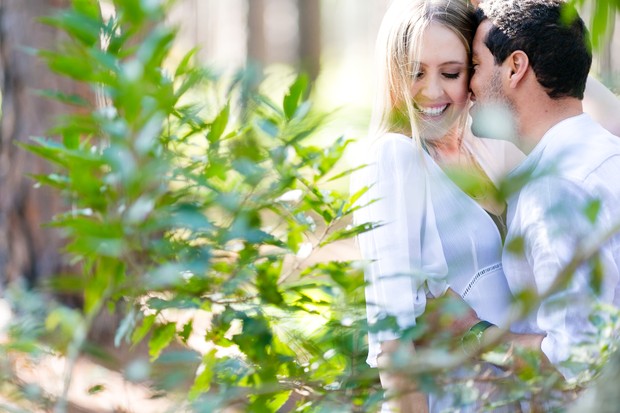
left=507, top=50, right=529, bottom=89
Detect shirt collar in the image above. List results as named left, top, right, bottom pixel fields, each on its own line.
left=509, top=113, right=589, bottom=179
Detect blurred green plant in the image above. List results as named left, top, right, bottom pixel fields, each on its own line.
left=2, top=0, right=380, bottom=412
left=569, top=0, right=620, bottom=50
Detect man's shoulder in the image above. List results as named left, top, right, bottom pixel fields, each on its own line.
left=539, top=116, right=620, bottom=180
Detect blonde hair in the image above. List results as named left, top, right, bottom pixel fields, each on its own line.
left=370, top=0, right=475, bottom=143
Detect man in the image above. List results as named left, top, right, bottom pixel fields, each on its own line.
left=468, top=0, right=620, bottom=380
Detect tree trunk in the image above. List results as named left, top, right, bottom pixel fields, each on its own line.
left=297, top=0, right=321, bottom=81
left=247, top=0, right=266, bottom=66
left=598, top=13, right=616, bottom=87
left=0, top=0, right=93, bottom=289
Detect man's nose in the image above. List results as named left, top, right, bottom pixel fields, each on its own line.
left=469, top=76, right=478, bottom=101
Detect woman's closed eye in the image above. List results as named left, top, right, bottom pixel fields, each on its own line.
left=442, top=72, right=461, bottom=79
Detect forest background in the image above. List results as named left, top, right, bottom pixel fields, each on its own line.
left=0, top=1, right=619, bottom=412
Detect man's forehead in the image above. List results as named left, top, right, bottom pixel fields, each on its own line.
left=473, top=20, right=493, bottom=56
left=475, top=20, right=493, bottom=42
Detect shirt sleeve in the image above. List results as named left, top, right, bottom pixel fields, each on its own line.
left=352, top=134, right=448, bottom=343
left=518, top=177, right=612, bottom=377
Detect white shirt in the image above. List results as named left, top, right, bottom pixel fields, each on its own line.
left=352, top=132, right=523, bottom=367
left=504, top=113, right=620, bottom=378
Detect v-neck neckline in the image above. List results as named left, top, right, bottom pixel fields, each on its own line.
left=422, top=145, right=506, bottom=245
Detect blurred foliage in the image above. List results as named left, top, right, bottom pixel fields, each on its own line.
left=3, top=0, right=378, bottom=411
left=569, top=0, right=620, bottom=50
left=0, top=0, right=619, bottom=412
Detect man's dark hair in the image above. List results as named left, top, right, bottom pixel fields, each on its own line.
left=475, top=0, right=592, bottom=99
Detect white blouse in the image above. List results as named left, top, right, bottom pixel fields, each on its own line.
left=352, top=132, right=524, bottom=367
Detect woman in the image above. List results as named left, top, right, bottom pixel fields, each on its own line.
left=351, top=0, right=620, bottom=411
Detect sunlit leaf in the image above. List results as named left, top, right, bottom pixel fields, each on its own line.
left=188, top=350, right=218, bottom=399
left=207, top=103, right=230, bottom=144
left=148, top=323, right=177, bottom=361
left=283, top=74, right=309, bottom=120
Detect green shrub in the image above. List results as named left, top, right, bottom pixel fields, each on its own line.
left=11, top=0, right=379, bottom=411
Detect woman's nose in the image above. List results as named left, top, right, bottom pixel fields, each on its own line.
left=420, top=76, right=443, bottom=100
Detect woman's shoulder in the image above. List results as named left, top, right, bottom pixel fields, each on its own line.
left=371, top=132, right=413, bottom=148
left=368, top=133, right=420, bottom=161
left=353, top=133, right=426, bottom=179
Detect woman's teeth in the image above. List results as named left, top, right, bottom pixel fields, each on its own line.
left=419, top=104, right=448, bottom=117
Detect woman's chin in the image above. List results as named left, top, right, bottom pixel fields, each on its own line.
left=417, top=111, right=465, bottom=142
left=419, top=123, right=453, bottom=142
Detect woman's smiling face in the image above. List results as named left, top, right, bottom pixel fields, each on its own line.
left=410, top=22, right=470, bottom=141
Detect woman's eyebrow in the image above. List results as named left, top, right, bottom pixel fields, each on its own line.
left=440, top=61, right=467, bottom=66
left=416, top=61, right=468, bottom=67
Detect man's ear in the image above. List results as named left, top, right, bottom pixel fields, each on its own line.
left=507, top=50, right=529, bottom=89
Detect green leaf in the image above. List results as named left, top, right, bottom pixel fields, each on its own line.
left=63, top=131, right=81, bottom=150
left=38, top=49, right=94, bottom=81
left=188, top=349, right=217, bottom=399
left=589, top=254, right=604, bottom=295
left=233, top=314, right=273, bottom=361
left=18, top=140, right=69, bottom=168
left=40, top=9, right=101, bottom=47
left=147, top=297, right=201, bottom=311
left=584, top=198, right=602, bottom=224
left=71, top=0, right=101, bottom=20
left=342, top=183, right=370, bottom=215
left=148, top=322, right=177, bottom=361
left=327, top=163, right=367, bottom=183
left=137, top=26, right=176, bottom=65
left=87, top=384, right=105, bottom=395
left=179, top=320, right=193, bottom=344
left=131, top=314, right=156, bottom=345
left=119, top=0, right=151, bottom=25
left=267, top=391, right=292, bottom=412
left=175, top=48, right=198, bottom=77
left=283, top=74, right=309, bottom=120
left=320, top=223, right=377, bottom=247
left=255, top=118, right=279, bottom=138
left=506, top=235, right=525, bottom=255
left=115, top=308, right=138, bottom=348
left=286, top=221, right=305, bottom=253
left=35, top=89, right=90, bottom=107
left=45, top=274, right=86, bottom=294
left=27, top=173, right=71, bottom=190
left=257, top=261, right=284, bottom=305
left=591, top=0, right=610, bottom=50
left=45, top=307, right=83, bottom=333
left=206, top=103, right=230, bottom=143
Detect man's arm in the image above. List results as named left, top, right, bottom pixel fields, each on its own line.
left=444, top=289, right=553, bottom=371
left=504, top=178, right=610, bottom=377
left=480, top=325, right=554, bottom=372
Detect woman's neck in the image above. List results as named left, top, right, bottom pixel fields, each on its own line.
left=426, top=128, right=506, bottom=217
left=424, top=126, right=463, bottom=165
